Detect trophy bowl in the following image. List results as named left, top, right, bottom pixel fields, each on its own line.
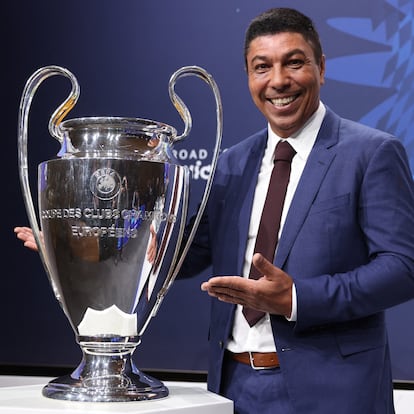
left=17, top=66, right=222, bottom=402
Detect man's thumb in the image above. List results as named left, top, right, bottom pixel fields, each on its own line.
left=252, top=252, right=275, bottom=276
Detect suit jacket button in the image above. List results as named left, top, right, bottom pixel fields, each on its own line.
left=219, top=341, right=224, bottom=349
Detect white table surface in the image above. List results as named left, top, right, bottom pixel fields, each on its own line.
left=0, top=376, right=233, bottom=414
left=1, top=375, right=413, bottom=413
left=393, top=388, right=414, bottom=414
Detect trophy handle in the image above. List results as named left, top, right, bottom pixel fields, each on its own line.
left=152, top=66, right=223, bottom=314
left=17, top=66, right=80, bottom=298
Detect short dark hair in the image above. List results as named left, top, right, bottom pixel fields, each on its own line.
left=244, top=8, right=323, bottom=66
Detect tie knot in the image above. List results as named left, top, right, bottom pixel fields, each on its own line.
left=274, top=140, right=296, bottom=163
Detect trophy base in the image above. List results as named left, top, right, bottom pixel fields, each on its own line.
left=42, top=370, right=169, bottom=402
left=42, top=337, right=169, bottom=402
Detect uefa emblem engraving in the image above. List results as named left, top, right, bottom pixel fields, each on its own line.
left=90, top=167, right=121, bottom=200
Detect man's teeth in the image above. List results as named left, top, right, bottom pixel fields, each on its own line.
left=270, top=96, right=296, bottom=106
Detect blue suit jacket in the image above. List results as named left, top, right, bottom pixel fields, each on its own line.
left=180, top=107, right=414, bottom=413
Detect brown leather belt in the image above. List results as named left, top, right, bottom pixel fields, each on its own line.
left=228, top=351, right=280, bottom=369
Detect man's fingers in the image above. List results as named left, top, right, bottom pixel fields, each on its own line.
left=14, top=226, right=39, bottom=252
left=202, top=276, right=247, bottom=292
left=201, top=277, right=249, bottom=305
left=24, top=241, right=38, bottom=250
left=201, top=277, right=248, bottom=299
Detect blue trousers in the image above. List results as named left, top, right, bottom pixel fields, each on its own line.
left=220, top=352, right=294, bottom=414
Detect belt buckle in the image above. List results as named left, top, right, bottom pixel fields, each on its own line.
left=248, top=351, right=273, bottom=371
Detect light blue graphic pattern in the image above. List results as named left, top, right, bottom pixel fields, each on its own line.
left=326, top=0, right=414, bottom=172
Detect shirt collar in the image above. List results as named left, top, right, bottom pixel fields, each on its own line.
left=266, top=101, right=326, bottom=163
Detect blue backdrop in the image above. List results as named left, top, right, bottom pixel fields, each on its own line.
left=3, top=0, right=414, bottom=381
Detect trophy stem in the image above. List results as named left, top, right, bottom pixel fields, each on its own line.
left=42, top=336, right=168, bottom=402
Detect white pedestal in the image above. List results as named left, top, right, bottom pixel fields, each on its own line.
left=394, top=389, right=414, bottom=414
left=0, top=376, right=233, bottom=414
left=3, top=375, right=413, bottom=413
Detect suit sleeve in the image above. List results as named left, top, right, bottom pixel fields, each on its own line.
left=294, top=138, right=414, bottom=332
left=177, top=207, right=213, bottom=279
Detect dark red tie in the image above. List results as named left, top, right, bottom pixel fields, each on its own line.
left=242, top=140, right=296, bottom=326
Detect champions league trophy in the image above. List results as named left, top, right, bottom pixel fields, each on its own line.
left=17, top=65, right=222, bottom=402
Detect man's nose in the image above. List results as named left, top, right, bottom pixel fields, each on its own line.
left=268, top=66, right=290, bottom=89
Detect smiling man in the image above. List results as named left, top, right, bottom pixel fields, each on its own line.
left=247, top=32, right=324, bottom=139
left=181, top=7, right=414, bottom=414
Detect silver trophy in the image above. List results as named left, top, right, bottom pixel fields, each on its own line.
left=17, top=65, right=222, bottom=402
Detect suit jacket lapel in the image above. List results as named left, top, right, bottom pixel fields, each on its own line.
left=275, top=108, right=340, bottom=268
left=236, top=131, right=267, bottom=273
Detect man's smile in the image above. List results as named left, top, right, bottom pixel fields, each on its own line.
left=267, top=94, right=300, bottom=107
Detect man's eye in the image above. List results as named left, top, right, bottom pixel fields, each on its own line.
left=287, top=59, right=304, bottom=68
left=254, top=63, right=270, bottom=73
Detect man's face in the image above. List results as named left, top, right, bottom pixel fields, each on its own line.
left=246, top=32, right=325, bottom=138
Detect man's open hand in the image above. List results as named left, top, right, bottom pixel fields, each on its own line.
left=201, top=253, right=293, bottom=317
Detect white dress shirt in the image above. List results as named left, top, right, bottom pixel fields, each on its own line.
left=226, top=102, right=326, bottom=353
